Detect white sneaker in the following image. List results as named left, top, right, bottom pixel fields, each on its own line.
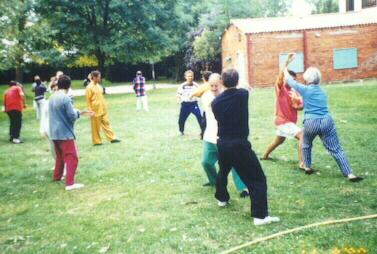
left=254, top=216, right=280, bottom=226
left=217, top=200, right=229, bottom=207
left=65, top=183, right=84, bottom=191
left=12, top=138, right=22, bottom=144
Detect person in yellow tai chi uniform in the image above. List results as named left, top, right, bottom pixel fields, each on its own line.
left=85, top=71, right=120, bottom=145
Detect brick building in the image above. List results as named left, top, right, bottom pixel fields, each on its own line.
left=221, top=2, right=377, bottom=87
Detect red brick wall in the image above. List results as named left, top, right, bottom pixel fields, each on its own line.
left=250, top=32, right=305, bottom=87
left=244, top=24, right=377, bottom=87
left=221, top=25, right=249, bottom=86
left=305, top=25, right=377, bottom=82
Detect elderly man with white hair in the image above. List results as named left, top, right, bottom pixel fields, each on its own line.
left=284, top=64, right=363, bottom=182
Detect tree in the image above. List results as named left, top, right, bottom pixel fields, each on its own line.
left=37, top=0, right=182, bottom=74
left=191, top=0, right=289, bottom=71
left=0, top=0, right=55, bottom=82
left=308, top=0, right=339, bottom=14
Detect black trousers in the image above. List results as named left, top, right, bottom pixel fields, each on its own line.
left=7, top=110, right=22, bottom=140
left=215, top=138, right=268, bottom=219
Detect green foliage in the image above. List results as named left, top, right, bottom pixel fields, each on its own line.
left=308, top=0, right=339, bottom=14
left=0, top=0, right=59, bottom=80
left=37, top=0, right=182, bottom=71
left=192, top=0, right=289, bottom=68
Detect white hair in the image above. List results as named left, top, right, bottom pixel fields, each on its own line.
left=303, top=67, right=321, bottom=84
left=208, top=73, right=221, bottom=85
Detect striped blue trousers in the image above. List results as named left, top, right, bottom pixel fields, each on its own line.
left=303, top=116, right=352, bottom=176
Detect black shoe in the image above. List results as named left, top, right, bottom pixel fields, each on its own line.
left=239, top=190, right=249, bottom=198
left=202, top=182, right=214, bottom=187
left=349, top=176, right=363, bottom=182
left=111, top=139, right=121, bottom=143
left=93, top=143, right=103, bottom=146
left=299, top=167, right=315, bottom=175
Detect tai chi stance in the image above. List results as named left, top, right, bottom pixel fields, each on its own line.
left=212, top=69, right=279, bottom=225
left=284, top=63, right=363, bottom=182
left=32, top=75, right=47, bottom=120
left=263, top=53, right=304, bottom=169
left=85, top=71, right=120, bottom=145
left=177, top=70, right=204, bottom=136
left=201, top=73, right=249, bottom=197
left=48, top=75, right=94, bottom=190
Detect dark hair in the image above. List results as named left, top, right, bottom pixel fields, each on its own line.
left=221, top=69, right=239, bottom=88
left=202, top=71, right=213, bottom=82
left=57, top=75, right=71, bottom=90
left=91, top=70, right=101, bottom=78
left=288, top=70, right=297, bottom=78
left=9, top=81, right=17, bottom=86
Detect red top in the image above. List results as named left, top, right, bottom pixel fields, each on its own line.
left=275, top=84, right=300, bottom=126
left=4, top=86, right=24, bottom=112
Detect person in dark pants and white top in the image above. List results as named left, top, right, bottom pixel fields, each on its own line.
left=212, top=69, right=279, bottom=226
left=177, top=70, right=204, bottom=136
left=32, top=75, right=47, bottom=120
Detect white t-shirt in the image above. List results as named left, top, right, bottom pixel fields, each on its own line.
left=177, top=82, right=199, bottom=102
left=202, top=91, right=218, bottom=144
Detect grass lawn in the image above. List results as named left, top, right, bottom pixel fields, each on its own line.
left=0, top=80, right=376, bottom=253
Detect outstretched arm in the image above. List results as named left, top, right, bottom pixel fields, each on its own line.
left=276, top=53, right=295, bottom=92
left=284, top=68, right=306, bottom=96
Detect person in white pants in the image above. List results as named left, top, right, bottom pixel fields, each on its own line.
left=133, top=71, right=149, bottom=112
left=32, top=76, right=47, bottom=120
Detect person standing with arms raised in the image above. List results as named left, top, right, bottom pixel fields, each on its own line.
left=85, top=70, right=120, bottom=145
left=212, top=69, right=279, bottom=226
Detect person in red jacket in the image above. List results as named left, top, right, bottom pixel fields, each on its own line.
left=3, top=81, right=26, bottom=144
left=262, top=53, right=304, bottom=169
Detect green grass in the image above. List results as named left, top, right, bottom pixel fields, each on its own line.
left=0, top=80, right=376, bottom=254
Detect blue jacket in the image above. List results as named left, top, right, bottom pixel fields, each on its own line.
left=48, top=91, right=80, bottom=140
left=285, top=75, right=329, bottom=120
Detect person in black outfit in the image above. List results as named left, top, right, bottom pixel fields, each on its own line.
left=211, top=68, right=279, bottom=226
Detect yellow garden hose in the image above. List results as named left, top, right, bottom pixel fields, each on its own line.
left=220, top=214, right=377, bottom=254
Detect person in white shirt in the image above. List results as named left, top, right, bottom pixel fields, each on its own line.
left=201, top=73, right=249, bottom=198
left=176, top=70, right=204, bottom=136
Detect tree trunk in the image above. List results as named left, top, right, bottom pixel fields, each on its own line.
left=96, top=51, right=106, bottom=74
left=15, top=64, right=24, bottom=83
left=15, top=0, right=27, bottom=83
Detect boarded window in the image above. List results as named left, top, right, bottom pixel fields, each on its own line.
left=347, top=0, right=354, bottom=11
left=362, top=0, right=377, bottom=8
left=279, top=52, right=304, bottom=73
left=333, top=48, right=358, bottom=69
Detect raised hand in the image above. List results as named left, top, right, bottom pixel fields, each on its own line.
left=287, top=53, right=296, bottom=63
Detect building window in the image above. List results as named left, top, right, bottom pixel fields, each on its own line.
left=362, top=0, right=377, bottom=8
left=347, top=0, right=355, bottom=11
left=333, top=48, right=358, bottom=69
left=279, top=52, right=304, bottom=73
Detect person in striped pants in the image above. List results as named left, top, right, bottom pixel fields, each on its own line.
left=283, top=64, right=363, bottom=182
